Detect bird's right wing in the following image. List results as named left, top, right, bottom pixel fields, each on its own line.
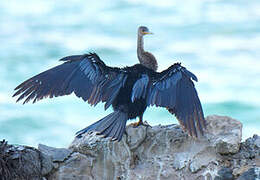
left=145, top=63, right=206, bottom=137
left=13, top=53, right=127, bottom=110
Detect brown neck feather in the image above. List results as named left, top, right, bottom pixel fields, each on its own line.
left=137, top=34, right=158, bottom=71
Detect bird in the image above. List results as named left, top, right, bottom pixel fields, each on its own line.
left=13, top=26, right=206, bottom=141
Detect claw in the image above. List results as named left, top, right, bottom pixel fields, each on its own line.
left=129, top=114, right=151, bottom=128
left=130, top=120, right=151, bottom=128
left=130, top=121, right=144, bottom=128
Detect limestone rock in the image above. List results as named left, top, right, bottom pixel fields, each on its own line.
left=215, top=167, right=234, bottom=180
left=0, top=140, right=54, bottom=180
left=1, top=115, right=259, bottom=180
left=205, top=115, right=242, bottom=154
left=126, top=124, right=147, bottom=150
left=40, top=150, right=54, bottom=175
left=49, top=115, right=246, bottom=180
left=38, top=144, right=72, bottom=162
left=237, top=167, right=260, bottom=180
left=48, top=152, right=95, bottom=180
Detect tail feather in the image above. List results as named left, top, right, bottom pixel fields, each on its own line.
left=76, top=111, right=128, bottom=141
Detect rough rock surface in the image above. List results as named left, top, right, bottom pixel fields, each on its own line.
left=38, top=144, right=72, bottom=162
left=0, top=140, right=53, bottom=180
left=205, top=115, right=242, bottom=155
left=0, top=115, right=259, bottom=180
left=48, top=115, right=258, bottom=180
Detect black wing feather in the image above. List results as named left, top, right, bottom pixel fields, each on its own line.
left=103, top=73, right=127, bottom=110
left=13, top=53, right=126, bottom=110
left=131, top=74, right=149, bottom=102
left=147, top=63, right=205, bottom=137
left=59, top=55, right=84, bottom=62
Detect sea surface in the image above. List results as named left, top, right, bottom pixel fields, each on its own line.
left=0, top=0, right=260, bottom=147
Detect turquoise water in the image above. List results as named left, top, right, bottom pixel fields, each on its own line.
left=0, top=0, right=260, bottom=147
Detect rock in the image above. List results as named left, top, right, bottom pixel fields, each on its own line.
left=215, top=167, right=234, bottom=180
left=126, top=124, right=147, bottom=150
left=0, top=140, right=53, bottom=180
left=205, top=115, right=242, bottom=154
left=69, top=131, right=132, bottom=179
left=48, top=152, right=95, bottom=180
left=237, top=167, right=260, bottom=180
left=40, top=151, right=54, bottom=175
left=38, top=144, right=72, bottom=162
left=244, top=135, right=260, bottom=151
left=51, top=115, right=244, bottom=180
left=231, top=134, right=260, bottom=176
left=189, top=146, right=217, bottom=173
left=1, top=115, right=259, bottom=180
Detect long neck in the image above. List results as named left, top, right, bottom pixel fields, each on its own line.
left=137, top=34, right=144, bottom=56
left=137, top=34, right=158, bottom=71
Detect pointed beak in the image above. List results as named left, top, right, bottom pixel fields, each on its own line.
left=143, top=31, right=153, bottom=35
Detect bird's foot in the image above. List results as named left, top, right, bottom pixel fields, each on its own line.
left=130, top=121, right=151, bottom=128
left=130, top=121, right=143, bottom=128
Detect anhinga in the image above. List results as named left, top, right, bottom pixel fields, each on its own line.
left=13, top=26, right=206, bottom=141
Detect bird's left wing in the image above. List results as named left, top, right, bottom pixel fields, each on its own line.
left=146, top=63, right=205, bottom=137
left=13, top=53, right=127, bottom=110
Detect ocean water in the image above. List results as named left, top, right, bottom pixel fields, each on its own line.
left=0, top=0, right=260, bottom=147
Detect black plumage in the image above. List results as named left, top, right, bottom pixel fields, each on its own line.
left=13, top=26, right=206, bottom=141
left=13, top=53, right=205, bottom=141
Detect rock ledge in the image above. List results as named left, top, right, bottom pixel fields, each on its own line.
left=0, top=115, right=259, bottom=180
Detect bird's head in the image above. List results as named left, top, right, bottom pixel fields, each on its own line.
left=138, top=26, right=153, bottom=36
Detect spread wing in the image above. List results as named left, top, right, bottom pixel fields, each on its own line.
left=13, top=53, right=127, bottom=110
left=136, top=63, right=205, bottom=137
